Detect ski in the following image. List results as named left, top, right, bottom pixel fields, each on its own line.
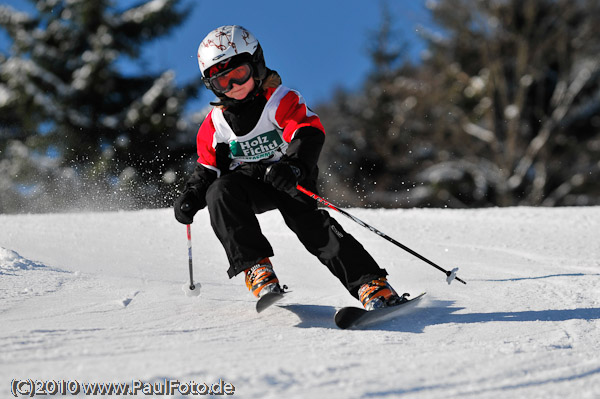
left=334, top=292, right=426, bottom=329
left=256, top=291, right=286, bottom=313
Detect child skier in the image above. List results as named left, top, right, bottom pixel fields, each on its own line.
left=174, top=25, right=403, bottom=310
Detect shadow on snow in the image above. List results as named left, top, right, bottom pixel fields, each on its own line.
left=481, top=272, right=600, bottom=282
left=280, top=300, right=600, bottom=332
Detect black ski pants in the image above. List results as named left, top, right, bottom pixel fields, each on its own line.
left=205, top=172, right=387, bottom=298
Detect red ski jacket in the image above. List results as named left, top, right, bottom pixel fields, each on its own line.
left=188, top=82, right=326, bottom=188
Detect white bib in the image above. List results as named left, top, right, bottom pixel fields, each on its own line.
left=210, top=87, right=290, bottom=170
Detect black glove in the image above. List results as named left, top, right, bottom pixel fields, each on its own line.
left=174, top=186, right=207, bottom=225
left=235, top=162, right=267, bottom=180
left=264, top=161, right=303, bottom=192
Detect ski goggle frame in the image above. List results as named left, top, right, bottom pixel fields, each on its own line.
left=203, top=63, right=253, bottom=94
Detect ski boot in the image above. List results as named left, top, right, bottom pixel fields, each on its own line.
left=244, top=258, right=282, bottom=298
left=358, top=277, right=406, bottom=311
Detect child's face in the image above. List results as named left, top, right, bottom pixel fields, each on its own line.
left=224, top=78, right=256, bottom=100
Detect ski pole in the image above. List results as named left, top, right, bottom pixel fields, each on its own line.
left=296, top=185, right=466, bottom=285
left=182, top=223, right=201, bottom=297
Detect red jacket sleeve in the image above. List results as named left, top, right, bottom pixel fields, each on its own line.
left=196, top=110, right=218, bottom=170
left=273, top=89, right=325, bottom=142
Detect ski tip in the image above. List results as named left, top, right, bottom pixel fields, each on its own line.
left=334, top=307, right=366, bottom=329
left=334, top=292, right=426, bottom=329
left=256, top=292, right=286, bottom=313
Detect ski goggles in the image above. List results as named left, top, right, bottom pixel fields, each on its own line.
left=205, top=63, right=253, bottom=94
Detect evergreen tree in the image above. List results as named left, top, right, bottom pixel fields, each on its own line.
left=317, top=8, right=421, bottom=207
left=0, top=0, right=199, bottom=213
left=318, top=0, right=600, bottom=208
left=417, top=0, right=600, bottom=206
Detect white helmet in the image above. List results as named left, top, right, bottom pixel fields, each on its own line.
left=197, top=25, right=267, bottom=84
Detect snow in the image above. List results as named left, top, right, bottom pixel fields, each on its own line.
left=119, top=0, right=171, bottom=24
left=1, top=206, right=599, bottom=398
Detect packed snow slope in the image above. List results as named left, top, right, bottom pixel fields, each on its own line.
left=1, top=206, right=599, bottom=399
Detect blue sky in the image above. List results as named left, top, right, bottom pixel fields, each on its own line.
left=1, top=0, right=432, bottom=111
